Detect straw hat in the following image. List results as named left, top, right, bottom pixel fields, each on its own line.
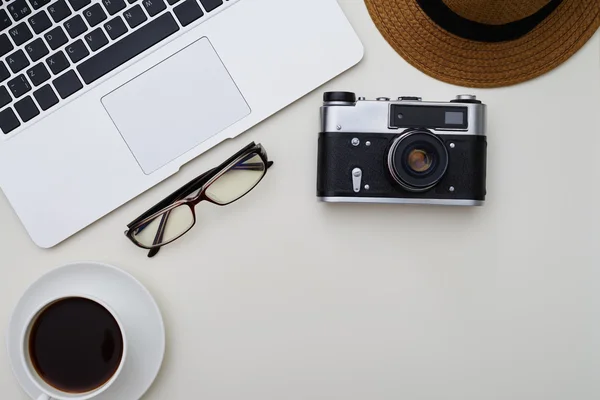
left=364, top=0, right=600, bottom=87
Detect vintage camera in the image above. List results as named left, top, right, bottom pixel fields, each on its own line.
left=317, top=92, right=487, bottom=206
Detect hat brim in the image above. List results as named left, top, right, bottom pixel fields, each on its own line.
left=364, top=0, right=600, bottom=88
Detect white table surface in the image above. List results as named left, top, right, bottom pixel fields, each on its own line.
left=2, top=1, right=599, bottom=399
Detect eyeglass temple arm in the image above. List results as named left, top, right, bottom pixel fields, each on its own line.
left=146, top=160, right=273, bottom=257
left=146, top=208, right=172, bottom=257
left=128, top=143, right=262, bottom=229
left=146, top=207, right=174, bottom=258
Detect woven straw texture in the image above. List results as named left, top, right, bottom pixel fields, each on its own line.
left=364, top=0, right=600, bottom=87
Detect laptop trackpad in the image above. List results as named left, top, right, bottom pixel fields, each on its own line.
left=102, top=38, right=250, bottom=174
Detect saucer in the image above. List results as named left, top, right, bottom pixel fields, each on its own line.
left=6, top=262, right=166, bottom=400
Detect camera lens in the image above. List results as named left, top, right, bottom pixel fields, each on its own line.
left=388, top=130, right=449, bottom=192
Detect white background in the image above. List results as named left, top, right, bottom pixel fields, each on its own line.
left=1, top=1, right=599, bottom=399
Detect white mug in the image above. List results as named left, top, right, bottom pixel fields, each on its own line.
left=20, top=295, right=128, bottom=400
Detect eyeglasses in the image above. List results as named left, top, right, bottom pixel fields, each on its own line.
left=125, top=142, right=273, bottom=257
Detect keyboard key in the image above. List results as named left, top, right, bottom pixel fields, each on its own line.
left=46, top=51, right=69, bottom=74
left=67, top=0, right=91, bottom=11
left=9, top=22, right=33, bottom=46
left=142, top=0, right=166, bottom=17
left=25, top=38, right=49, bottom=61
left=102, top=0, right=126, bottom=15
left=78, top=13, right=179, bottom=84
left=34, top=84, right=58, bottom=110
left=0, top=34, right=14, bottom=58
left=26, top=62, right=51, bottom=85
left=48, top=0, right=72, bottom=23
left=166, top=0, right=181, bottom=4
left=65, top=39, right=88, bottom=63
left=7, top=74, right=32, bottom=97
left=0, top=86, right=11, bottom=108
left=6, top=49, right=30, bottom=73
left=52, top=69, right=82, bottom=98
left=105, top=16, right=127, bottom=40
left=0, top=108, right=21, bottom=134
left=0, top=62, right=10, bottom=82
left=8, top=0, right=32, bottom=22
left=199, top=0, right=222, bottom=12
left=0, top=10, right=12, bottom=31
left=174, top=0, right=203, bottom=27
left=14, top=95, right=39, bottom=122
left=85, top=28, right=108, bottom=52
left=44, top=26, right=68, bottom=50
left=28, top=11, right=53, bottom=34
left=64, top=15, right=88, bottom=38
left=83, top=4, right=108, bottom=27
left=28, top=0, right=52, bottom=10
left=123, top=5, right=147, bottom=28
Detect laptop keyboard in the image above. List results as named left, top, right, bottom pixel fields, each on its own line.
left=0, top=0, right=227, bottom=135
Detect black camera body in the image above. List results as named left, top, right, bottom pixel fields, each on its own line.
left=317, top=92, right=487, bottom=206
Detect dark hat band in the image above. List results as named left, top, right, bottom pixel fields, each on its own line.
left=416, top=0, right=564, bottom=42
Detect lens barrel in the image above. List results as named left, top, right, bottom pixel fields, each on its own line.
left=387, top=130, right=449, bottom=192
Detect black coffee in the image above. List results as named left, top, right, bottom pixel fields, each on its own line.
left=29, top=297, right=124, bottom=393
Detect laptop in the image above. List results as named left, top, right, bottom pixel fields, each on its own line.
left=0, top=0, right=363, bottom=247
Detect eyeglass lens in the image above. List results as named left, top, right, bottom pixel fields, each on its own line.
left=131, top=205, right=195, bottom=248
left=205, top=153, right=266, bottom=205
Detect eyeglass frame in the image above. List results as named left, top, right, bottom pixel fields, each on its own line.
left=124, top=142, right=272, bottom=256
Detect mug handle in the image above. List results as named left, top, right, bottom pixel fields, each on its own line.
left=38, top=394, right=52, bottom=400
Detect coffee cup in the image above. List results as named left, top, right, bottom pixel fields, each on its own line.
left=20, top=295, right=127, bottom=400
